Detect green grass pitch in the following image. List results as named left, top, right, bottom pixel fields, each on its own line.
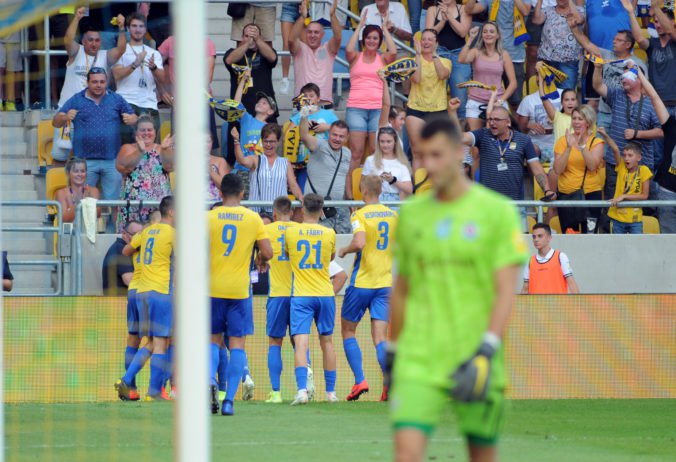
left=5, top=399, right=675, bottom=461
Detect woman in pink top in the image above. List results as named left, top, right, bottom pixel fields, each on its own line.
left=459, top=22, right=517, bottom=131
left=344, top=10, right=397, bottom=199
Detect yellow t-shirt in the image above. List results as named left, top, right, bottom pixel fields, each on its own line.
left=131, top=223, right=175, bottom=295
left=407, top=56, right=452, bottom=112
left=555, top=136, right=605, bottom=195
left=265, top=221, right=297, bottom=298
left=208, top=206, right=268, bottom=299
left=285, top=224, right=336, bottom=297
left=552, top=111, right=572, bottom=144
left=608, top=163, right=653, bottom=223
left=349, top=204, right=398, bottom=289
left=128, top=248, right=142, bottom=292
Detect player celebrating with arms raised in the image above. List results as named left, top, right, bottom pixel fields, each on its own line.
left=338, top=175, right=397, bottom=401
left=208, top=174, right=272, bottom=416
left=285, top=194, right=338, bottom=405
left=388, top=119, right=528, bottom=462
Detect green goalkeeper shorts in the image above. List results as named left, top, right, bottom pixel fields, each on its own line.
left=390, top=356, right=506, bottom=445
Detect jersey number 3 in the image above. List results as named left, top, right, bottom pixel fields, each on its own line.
left=297, top=240, right=323, bottom=270
left=376, top=222, right=389, bottom=250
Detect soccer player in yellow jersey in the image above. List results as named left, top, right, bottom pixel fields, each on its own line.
left=117, top=196, right=176, bottom=401
left=285, top=194, right=338, bottom=405
left=338, top=175, right=397, bottom=402
left=208, top=174, right=272, bottom=416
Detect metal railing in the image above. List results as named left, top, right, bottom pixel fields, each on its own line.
left=0, top=201, right=64, bottom=296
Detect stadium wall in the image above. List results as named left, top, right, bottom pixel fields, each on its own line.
left=4, top=295, right=675, bottom=403
left=80, top=235, right=676, bottom=295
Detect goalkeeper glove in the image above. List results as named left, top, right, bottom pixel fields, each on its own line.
left=450, top=333, right=500, bottom=403
left=383, top=342, right=396, bottom=390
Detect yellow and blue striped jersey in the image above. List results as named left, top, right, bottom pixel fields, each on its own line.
left=130, top=223, right=175, bottom=295
left=349, top=204, right=398, bottom=289
left=265, top=221, right=297, bottom=297
left=208, top=205, right=268, bottom=299
left=128, top=248, right=142, bottom=291
left=285, top=223, right=336, bottom=297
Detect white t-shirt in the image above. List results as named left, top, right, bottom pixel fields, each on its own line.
left=362, top=156, right=412, bottom=195
left=522, top=248, right=573, bottom=281
left=58, top=46, right=109, bottom=108
left=361, top=3, right=412, bottom=38
left=517, top=89, right=562, bottom=162
left=114, top=44, right=163, bottom=109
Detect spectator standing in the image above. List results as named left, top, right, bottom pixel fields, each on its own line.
left=288, top=0, right=342, bottom=102
left=299, top=116, right=352, bottom=233
left=0, top=31, right=23, bottom=111
left=459, top=24, right=517, bottom=131
left=537, top=67, right=578, bottom=142
left=52, top=7, right=127, bottom=164
left=231, top=3, right=276, bottom=45
left=362, top=127, right=413, bottom=201
left=54, top=157, right=101, bottom=224
left=207, top=137, right=230, bottom=202
left=232, top=123, right=304, bottom=214
left=53, top=68, right=138, bottom=201
left=345, top=16, right=397, bottom=197
left=552, top=106, right=605, bottom=234
left=587, top=0, right=633, bottom=51
left=406, top=29, right=452, bottom=171
left=465, top=0, right=532, bottom=108
left=112, top=12, right=167, bottom=143
left=224, top=23, right=278, bottom=116
left=361, top=0, right=413, bottom=42
left=115, top=115, right=174, bottom=232
left=425, top=0, right=472, bottom=119
left=517, top=85, right=561, bottom=163
left=101, top=220, right=143, bottom=295
left=532, top=0, right=585, bottom=91
left=2, top=251, right=13, bottom=292
left=522, top=223, right=580, bottom=294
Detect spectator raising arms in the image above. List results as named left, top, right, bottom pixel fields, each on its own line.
left=459, top=23, right=517, bottom=131
left=345, top=12, right=397, bottom=199
left=115, top=115, right=174, bottom=232
left=55, top=157, right=101, bottom=224
left=361, top=0, right=413, bottom=42
left=406, top=29, right=452, bottom=171
left=537, top=63, right=578, bottom=142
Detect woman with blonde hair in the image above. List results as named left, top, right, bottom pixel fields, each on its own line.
left=553, top=104, right=605, bottom=233
left=362, top=126, right=413, bottom=201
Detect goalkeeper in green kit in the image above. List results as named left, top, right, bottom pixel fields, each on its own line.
left=386, top=116, right=528, bottom=462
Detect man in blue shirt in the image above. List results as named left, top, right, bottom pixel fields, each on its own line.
left=53, top=67, right=137, bottom=201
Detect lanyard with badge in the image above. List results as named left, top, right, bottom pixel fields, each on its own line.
left=625, top=93, right=644, bottom=134
left=130, top=44, right=148, bottom=88
left=496, top=131, right=515, bottom=172
left=82, top=53, right=99, bottom=88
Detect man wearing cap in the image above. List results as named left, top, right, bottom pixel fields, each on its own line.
left=592, top=60, right=663, bottom=204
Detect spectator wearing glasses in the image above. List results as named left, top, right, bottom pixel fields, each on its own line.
left=522, top=223, right=579, bottom=294
left=53, top=68, right=138, bottom=202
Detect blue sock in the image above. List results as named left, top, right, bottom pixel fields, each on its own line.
left=343, top=337, right=365, bottom=384
left=268, top=345, right=283, bottom=392
left=124, top=346, right=138, bottom=389
left=306, top=349, right=311, bottom=368
left=148, top=353, right=169, bottom=397
left=376, top=341, right=387, bottom=373
left=226, top=349, right=246, bottom=402
left=294, top=366, right=308, bottom=391
left=218, top=347, right=229, bottom=392
left=324, top=370, right=337, bottom=393
left=166, top=345, right=175, bottom=387
left=210, top=343, right=220, bottom=386
left=241, top=353, right=250, bottom=382
left=123, top=347, right=151, bottom=387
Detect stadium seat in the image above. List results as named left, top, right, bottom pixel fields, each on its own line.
left=352, top=167, right=363, bottom=201
left=160, top=120, right=172, bottom=141
left=46, top=167, right=68, bottom=201
left=549, top=216, right=562, bottom=234
left=642, top=216, right=660, bottom=234
left=527, top=216, right=536, bottom=233
left=524, top=74, right=538, bottom=97
left=414, top=168, right=431, bottom=194
left=37, top=120, right=55, bottom=170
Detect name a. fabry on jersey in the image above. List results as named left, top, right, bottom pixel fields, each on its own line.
left=299, top=229, right=324, bottom=236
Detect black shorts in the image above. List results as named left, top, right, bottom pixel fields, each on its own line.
left=526, top=13, right=543, bottom=46
left=405, top=107, right=449, bottom=122
left=583, top=63, right=600, bottom=100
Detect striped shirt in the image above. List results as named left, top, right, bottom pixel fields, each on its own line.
left=470, top=128, right=539, bottom=200
left=249, top=155, right=289, bottom=213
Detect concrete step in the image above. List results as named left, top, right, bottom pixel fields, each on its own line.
left=0, top=174, right=35, bottom=191
left=0, top=157, right=38, bottom=175
left=0, top=126, right=25, bottom=144
left=0, top=141, right=28, bottom=157
left=7, top=287, right=58, bottom=295
left=0, top=190, right=38, bottom=200
left=0, top=111, right=24, bottom=127
left=1, top=236, right=48, bottom=254
left=1, top=206, right=46, bottom=224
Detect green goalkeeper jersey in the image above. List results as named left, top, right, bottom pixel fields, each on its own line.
left=393, top=185, right=528, bottom=388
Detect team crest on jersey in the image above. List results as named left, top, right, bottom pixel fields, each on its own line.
left=462, top=222, right=479, bottom=241
left=436, top=218, right=452, bottom=239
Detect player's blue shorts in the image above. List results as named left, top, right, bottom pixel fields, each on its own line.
left=137, top=290, right=173, bottom=338
left=266, top=296, right=291, bottom=338
left=127, top=289, right=139, bottom=335
left=290, top=296, right=336, bottom=336
left=245, top=296, right=254, bottom=336
left=341, top=286, right=391, bottom=323
left=211, top=297, right=251, bottom=337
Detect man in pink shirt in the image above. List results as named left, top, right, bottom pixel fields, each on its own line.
left=289, top=0, right=343, bottom=105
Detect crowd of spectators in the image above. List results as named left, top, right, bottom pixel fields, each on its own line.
left=2, top=0, right=673, bottom=236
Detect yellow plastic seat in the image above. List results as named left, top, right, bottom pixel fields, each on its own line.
left=527, top=216, right=536, bottom=233
left=524, top=74, right=538, bottom=97
left=352, top=167, right=363, bottom=201
left=414, top=168, right=432, bottom=194
left=549, top=216, right=562, bottom=234
left=642, top=216, right=660, bottom=234
left=46, top=167, right=68, bottom=202
left=160, top=120, right=172, bottom=141
left=37, top=119, right=55, bottom=168
left=169, top=171, right=176, bottom=191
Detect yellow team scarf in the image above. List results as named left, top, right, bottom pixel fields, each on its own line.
left=584, top=52, right=626, bottom=66
left=489, top=0, right=529, bottom=46
left=538, top=63, right=568, bottom=101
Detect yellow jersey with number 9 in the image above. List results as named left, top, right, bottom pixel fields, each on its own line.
left=349, top=204, right=398, bottom=289
left=130, top=223, right=175, bottom=295
left=285, top=223, right=336, bottom=297
left=208, top=205, right=268, bottom=299
left=265, top=221, right=297, bottom=297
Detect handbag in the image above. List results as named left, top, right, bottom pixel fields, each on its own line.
left=307, top=148, right=344, bottom=220
left=55, top=120, right=73, bottom=150
left=227, top=3, right=248, bottom=19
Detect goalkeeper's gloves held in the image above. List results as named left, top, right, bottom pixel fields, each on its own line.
left=450, top=332, right=501, bottom=403
left=383, top=342, right=396, bottom=389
